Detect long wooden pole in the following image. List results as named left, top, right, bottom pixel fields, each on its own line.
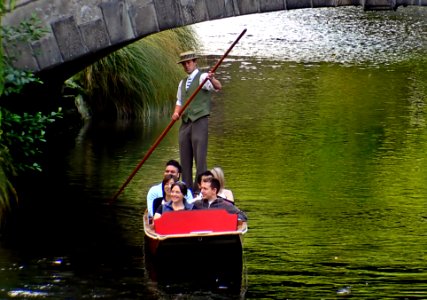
left=110, top=29, right=247, bottom=203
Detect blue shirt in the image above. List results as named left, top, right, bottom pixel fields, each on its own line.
left=156, top=200, right=194, bottom=215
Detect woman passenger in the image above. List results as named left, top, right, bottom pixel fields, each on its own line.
left=210, top=166, right=234, bottom=202
left=152, top=174, right=177, bottom=215
left=153, top=181, right=193, bottom=219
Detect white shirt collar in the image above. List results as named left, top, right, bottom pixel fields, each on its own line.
left=188, top=69, right=199, bottom=80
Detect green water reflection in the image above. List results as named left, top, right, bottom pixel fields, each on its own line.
left=43, top=56, right=427, bottom=298
left=2, top=39, right=426, bottom=300
left=208, top=58, right=427, bottom=297
left=2, top=7, right=427, bottom=298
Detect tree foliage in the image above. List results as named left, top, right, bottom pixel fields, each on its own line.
left=0, top=0, right=15, bottom=14
left=0, top=6, right=62, bottom=224
left=1, top=12, right=47, bottom=97
left=1, top=108, right=62, bottom=173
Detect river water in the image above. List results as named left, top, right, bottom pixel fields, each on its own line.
left=1, top=6, right=427, bottom=299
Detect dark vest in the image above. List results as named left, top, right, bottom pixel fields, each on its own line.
left=181, top=71, right=212, bottom=123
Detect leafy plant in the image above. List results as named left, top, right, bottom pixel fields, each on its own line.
left=0, top=108, right=63, bottom=173
left=0, top=0, right=14, bottom=95
left=2, top=13, right=47, bottom=39
left=0, top=0, right=15, bottom=14
left=0, top=108, right=17, bottom=224
left=0, top=0, right=56, bottom=225
left=1, top=12, right=47, bottom=97
left=1, top=13, right=48, bottom=50
left=2, top=65, right=43, bottom=96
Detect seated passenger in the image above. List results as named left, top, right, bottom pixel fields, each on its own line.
left=153, top=181, right=193, bottom=220
left=192, top=170, right=213, bottom=201
left=211, top=166, right=234, bottom=202
left=152, top=174, right=178, bottom=215
left=193, top=177, right=247, bottom=221
left=146, top=159, right=193, bottom=217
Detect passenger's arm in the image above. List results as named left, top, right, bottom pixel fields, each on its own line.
left=146, top=186, right=158, bottom=216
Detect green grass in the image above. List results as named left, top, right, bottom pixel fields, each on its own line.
left=0, top=145, right=17, bottom=225
left=78, top=26, right=200, bottom=120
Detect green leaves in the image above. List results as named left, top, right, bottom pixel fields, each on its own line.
left=0, top=0, right=15, bottom=14
left=1, top=13, right=46, bottom=97
left=1, top=13, right=48, bottom=44
left=2, top=65, right=43, bottom=96
left=0, top=3, right=50, bottom=222
left=0, top=108, right=63, bottom=173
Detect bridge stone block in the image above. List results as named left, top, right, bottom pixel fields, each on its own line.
left=100, top=0, right=135, bottom=44
left=286, top=0, right=313, bottom=9
left=180, top=0, right=210, bottom=25
left=234, top=0, right=260, bottom=15
left=336, top=0, right=361, bottom=5
left=260, top=0, right=286, bottom=12
left=154, top=0, right=184, bottom=30
left=32, top=36, right=63, bottom=69
left=6, top=41, right=39, bottom=70
left=79, top=19, right=111, bottom=52
left=51, top=16, right=87, bottom=61
left=205, top=0, right=236, bottom=19
left=128, top=1, right=160, bottom=36
left=313, top=0, right=337, bottom=6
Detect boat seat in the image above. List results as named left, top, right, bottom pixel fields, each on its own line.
left=154, top=209, right=238, bottom=235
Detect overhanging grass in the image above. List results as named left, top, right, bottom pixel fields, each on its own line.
left=0, top=146, right=17, bottom=225
left=79, top=26, right=200, bottom=120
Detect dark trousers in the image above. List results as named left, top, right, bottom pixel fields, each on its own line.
left=179, top=116, right=208, bottom=192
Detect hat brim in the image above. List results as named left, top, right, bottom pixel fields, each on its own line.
left=177, top=56, right=199, bottom=64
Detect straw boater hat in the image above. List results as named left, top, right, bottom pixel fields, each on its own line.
left=177, top=51, right=199, bottom=64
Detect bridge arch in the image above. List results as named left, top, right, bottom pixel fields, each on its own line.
left=2, top=0, right=425, bottom=79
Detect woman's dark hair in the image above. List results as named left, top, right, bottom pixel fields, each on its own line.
left=170, top=181, right=188, bottom=203
left=162, top=174, right=178, bottom=199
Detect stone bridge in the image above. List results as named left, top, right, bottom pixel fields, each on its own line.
left=2, top=0, right=426, bottom=81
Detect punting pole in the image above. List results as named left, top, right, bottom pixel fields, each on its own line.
left=110, top=28, right=247, bottom=203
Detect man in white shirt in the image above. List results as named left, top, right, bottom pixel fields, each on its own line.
left=146, top=159, right=193, bottom=217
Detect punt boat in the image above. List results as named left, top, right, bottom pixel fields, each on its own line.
left=143, top=209, right=248, bottom=291
left=143, top=208, right=248, bottom=257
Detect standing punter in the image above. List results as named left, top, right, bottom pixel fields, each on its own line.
left=172, top=51, right=222, bottom=193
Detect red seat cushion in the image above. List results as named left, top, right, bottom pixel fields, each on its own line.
left=154, top=209, right=237, bottom=235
